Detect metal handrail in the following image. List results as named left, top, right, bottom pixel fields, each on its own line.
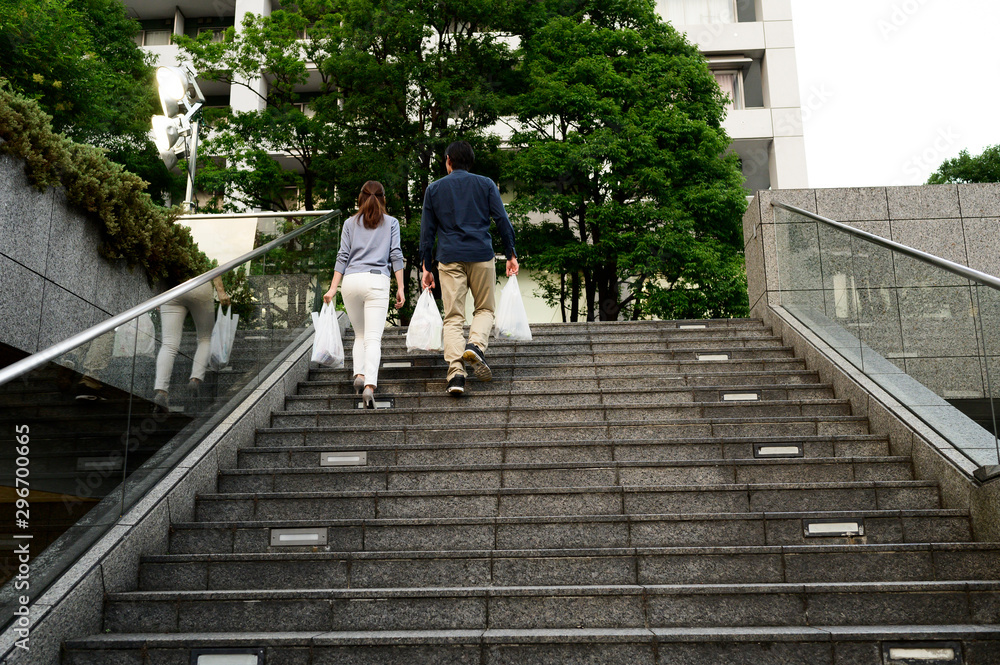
left=0, top=209, right=342, bottom=387
left=772, top=201, right=1000, bottom=292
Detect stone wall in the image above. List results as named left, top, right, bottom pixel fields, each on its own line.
left=0, top=153, right=158, bottom=357
left=744, top=184, right=1000, bottom=319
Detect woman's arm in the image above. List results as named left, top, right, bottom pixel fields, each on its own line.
left=393, top=268, right=405, bottom=309
left=213, top=276, right=231, bottom=307
left=323, top=271, right=344, bottom=304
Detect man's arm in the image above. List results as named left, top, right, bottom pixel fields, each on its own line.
left=488, top=181, right=519, bottom=276
left=419, top=187, right=439, bottom=273
left=419, top=186, right=438, bottom=289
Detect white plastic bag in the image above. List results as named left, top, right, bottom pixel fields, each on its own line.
left=406, top=288, right=444, bottom=352
left=112, top=312, right=156, bottom=357
left=210, top=305, right=240, bottom=369
left=311, top=302, right=345, bottom=368
left=493, top=275, right=532, bottom=341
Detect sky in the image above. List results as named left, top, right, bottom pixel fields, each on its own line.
left=789, top=0, right=1000, bottom=188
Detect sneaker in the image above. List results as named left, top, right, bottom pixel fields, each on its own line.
left=462, top=344, right=492, bottom=382
left=447, top=375, right=466, bottom=396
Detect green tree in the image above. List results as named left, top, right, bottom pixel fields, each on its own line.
left=928, top=145, right=1000, bottom=184
left=176, top=0, right=518, bottom=318
left=505, top=1, right=748, bottom=321
left=0, top=0, right=176, bottom=199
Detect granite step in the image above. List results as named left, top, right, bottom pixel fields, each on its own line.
left=137, top=542, right=1000, bottom=591
left=372, top=336, right=790, bottom=355
left=101, top=580, right=1000, bottom=633
left=175, top=507, right=966, bottom=554
left=240, top=434, right=892, bottom=466
left=267, top=400, right=856, bottom=429
left=283, top=384, right=838, bottom=410
left=215, top=457, right=914, bottom=494
left=61, top=626, right=1000, bottom=665
left=308, top=356, right=811, bottom=381
left=297, top=369, right=826, bottom=395
left=255, top=415, right=872, bottom=447
left=192, top=481, right=948, bottom=523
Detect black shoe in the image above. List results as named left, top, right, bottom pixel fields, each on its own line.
left=447, top=375, right=466, bottom=396
left=462, top=344, right=492, bottom=382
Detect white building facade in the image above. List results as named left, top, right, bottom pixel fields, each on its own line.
left=656, top=0, right=808, bottom=190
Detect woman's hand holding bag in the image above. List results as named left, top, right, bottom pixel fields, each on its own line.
left=311, top=302, right=345, bottom=368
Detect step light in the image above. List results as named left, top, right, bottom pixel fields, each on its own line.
left=677, top=323, right=707, bottom=329
left=803, top=518, right=864, bottom=538
left=883, top=642, right=961, bottom=664
left=76, top=457, right=124, bottom=472
left=383, top=361, right=412, bottom=368
left=269, top=528, right=328, bottom=546
left=320, top=451, right=367, bottom=467
left=355, top=397, right=395, bottom=409
left=696, top=353, right=730, bottom=361
left=754, top=443, right=803, bottom=458
left=190, top=647, right=264, bottom=664
left=721, top=391, right=760, bottom=402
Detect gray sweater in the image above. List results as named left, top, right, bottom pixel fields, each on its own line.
left=335, top=214, right=404, bottom=277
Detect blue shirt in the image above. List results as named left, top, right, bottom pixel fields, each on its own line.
left=419, top=169, right=517, bottom=271
left=335, top=213, right=404, bottom=278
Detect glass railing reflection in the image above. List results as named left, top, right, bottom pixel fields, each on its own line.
left=773, top=204, right=1000, bottom=476
left=0, top=211, right=340, bottom=627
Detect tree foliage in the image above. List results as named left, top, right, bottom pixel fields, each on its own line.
left=175, top=0, right=749, bottom=321
left=0, top=0, right=177, bottom=199
left=928, top=145, right=1000, bottom=184
left=505, top=0, right=748, bottom=321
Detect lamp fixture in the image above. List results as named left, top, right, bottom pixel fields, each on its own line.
left=151, top=66, right=206, bottom=212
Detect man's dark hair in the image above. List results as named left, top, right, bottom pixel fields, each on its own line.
left=445, top=141, right=475, bottom=171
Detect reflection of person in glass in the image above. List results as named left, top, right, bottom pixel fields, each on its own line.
left=323, top=181, right=405, bottom=409
left=152, top=276, right=229, bottom=413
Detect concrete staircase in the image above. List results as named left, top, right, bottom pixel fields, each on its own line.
left=62, top=320, right=1000, bottom=664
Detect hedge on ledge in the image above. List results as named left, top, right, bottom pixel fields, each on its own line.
left=0, top=85, right=212, bottom=284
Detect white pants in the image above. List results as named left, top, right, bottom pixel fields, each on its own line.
left=341, top=271, right=390, bottom=387
left=155, top=282, right=215, bottom=392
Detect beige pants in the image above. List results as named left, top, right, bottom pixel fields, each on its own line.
left=439, top=260, right=495, bottom=380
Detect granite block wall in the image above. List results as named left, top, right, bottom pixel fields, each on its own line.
left=744, top=184, right=1000, bottom=401
left=743, top=184, right=1000, bottom=537
left=0, top=153, right=158, bottom=357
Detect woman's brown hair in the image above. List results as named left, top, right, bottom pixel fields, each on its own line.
left=357, top=181, right=386, bottom=230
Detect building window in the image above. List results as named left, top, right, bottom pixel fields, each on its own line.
left=713, top=70, right=743, bottom=110
left=659, top=0, right=736, bottom=24
left=133, top=29, right=172, bottom=46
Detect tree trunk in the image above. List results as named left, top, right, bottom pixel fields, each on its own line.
left=596, top=265, right=621, bottom=321
left=584, top=269, right=596, bottom=322
left=570, top=271, right=580, bottom=323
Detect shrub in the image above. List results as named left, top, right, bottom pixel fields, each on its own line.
left=0, top=85, right=212, bottom=283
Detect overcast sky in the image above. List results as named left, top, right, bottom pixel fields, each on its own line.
left=790, top=1, right=1000, bottom=188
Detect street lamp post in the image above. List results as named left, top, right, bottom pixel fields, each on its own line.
left=151, top=66, right=205, bottom=213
